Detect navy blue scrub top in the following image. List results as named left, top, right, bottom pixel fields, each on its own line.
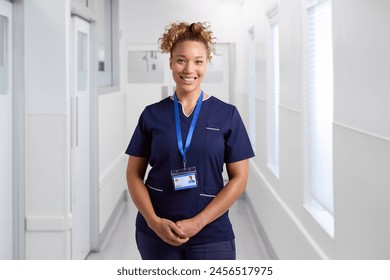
left=126, top=95, right=255, bottom=245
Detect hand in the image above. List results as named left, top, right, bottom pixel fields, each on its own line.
left=149, top=218, right=189, bottom=246
left=175, top=217, right=204, bottom=239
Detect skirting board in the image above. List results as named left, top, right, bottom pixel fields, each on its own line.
left=93, top=190, right=129, bottom=253
left=244, top=193, right=279, bottom=260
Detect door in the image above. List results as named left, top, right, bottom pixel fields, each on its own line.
left=0, top=0, right=13, bottom=260
left=71, top=16, right=91, bottom=260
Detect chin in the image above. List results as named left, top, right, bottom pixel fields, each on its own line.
left=180, top=88, right=201, bottom=95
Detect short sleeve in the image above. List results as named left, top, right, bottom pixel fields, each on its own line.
left=224, top=107, right=255, bottom=163
left=125, top=109, right=151, bottom=158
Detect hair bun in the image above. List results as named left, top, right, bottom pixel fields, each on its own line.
left=159, top=21, right=216, bottom=61
left=189, top=23, right=196, bottom=32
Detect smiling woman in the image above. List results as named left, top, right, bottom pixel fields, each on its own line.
left=160, top=22, right=216, bottom=114
left=125, top=21, right=254, bottom=260
left=169, top=41, right=208, bottom=114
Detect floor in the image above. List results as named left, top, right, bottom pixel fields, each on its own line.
left=87, top=194, right=275, bottom=260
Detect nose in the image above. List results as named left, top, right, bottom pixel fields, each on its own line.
left=184, top=61, right=195, bottom=73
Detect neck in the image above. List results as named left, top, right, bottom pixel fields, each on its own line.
left=175, top=90, right=205, bottom=116
left=175, top=90, right=202, bottom=107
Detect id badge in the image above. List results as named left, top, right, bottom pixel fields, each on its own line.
left=171, top=167, right=198, bottom=191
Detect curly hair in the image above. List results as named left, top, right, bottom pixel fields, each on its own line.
left=159, top=22, right=216, bottom=61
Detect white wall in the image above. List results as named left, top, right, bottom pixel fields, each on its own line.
left=244, top=0, right=390, bottom=259
left=332, top=0, right=390, bottom=259
left=98, top=91, right=128, bottom=233
left=24, top=0, right=71, bottom=259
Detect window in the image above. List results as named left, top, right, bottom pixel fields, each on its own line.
left=77, top=31, right=88, bottom=91
left=0, top=15, right=7, bottom=95
left=248, top=26, right=256, bottom=150
left=266, top=7, right=280, bottom=177
left=303, top=0, right=334, bottom=237
left=97, top=0, right=119, bottom=89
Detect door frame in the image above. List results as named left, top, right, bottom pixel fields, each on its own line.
left=0, top=0, right=13, bottom=260
left=12, top=0, right=26, bottom=260
left=0, top=0, right=26, bottom=260
left=69, top=12, right=100, bottom=258
left=70, top=14, right=100, bottom=259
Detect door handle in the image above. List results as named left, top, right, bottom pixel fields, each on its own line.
left=76, top=96, right=79, bottom=147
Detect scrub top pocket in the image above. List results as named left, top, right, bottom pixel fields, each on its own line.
left=199, top=186, right=220, bottom=211
left=146, top=184, right=165, bottom=216
left=203, top=126, right=224, bottom=157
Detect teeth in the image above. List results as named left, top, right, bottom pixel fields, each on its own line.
left=182, top=77, right=196, bottom=82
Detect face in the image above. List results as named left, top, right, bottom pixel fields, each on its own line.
left=170, top=40, right=209, bottom=95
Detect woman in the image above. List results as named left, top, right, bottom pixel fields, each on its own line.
left=126, top=22, right=254, bottom=260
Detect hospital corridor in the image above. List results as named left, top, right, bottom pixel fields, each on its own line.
left=1, top=0, right=389, bottom=260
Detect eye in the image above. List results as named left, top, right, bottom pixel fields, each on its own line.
left=177, top=59, right=185, bottom=64
left=196, top=60, right=204, bottom=64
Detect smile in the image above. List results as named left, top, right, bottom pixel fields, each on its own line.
left=180, top=76, right=197, bottom=82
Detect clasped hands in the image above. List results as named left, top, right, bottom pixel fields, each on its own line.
left=149, top=217, right=204, bottom=247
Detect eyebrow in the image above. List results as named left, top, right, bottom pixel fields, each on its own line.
left=175, top=55, right=205, bottom=59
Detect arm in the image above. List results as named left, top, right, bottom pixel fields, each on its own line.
left=175, top=159, right=249, bottom=238
left=126, top=156, right=189, bottom=246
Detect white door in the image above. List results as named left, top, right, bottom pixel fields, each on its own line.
left=71, top=16, right=91, bottom=260
left=202, top=43, right=231, bottom=103
left=0, top=0, right=13, bottom=260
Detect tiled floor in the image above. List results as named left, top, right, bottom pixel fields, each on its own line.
left=87, top=194, right=275, bottom=260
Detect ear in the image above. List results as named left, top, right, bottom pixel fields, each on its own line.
left=169, top=57, right=173, bottom=70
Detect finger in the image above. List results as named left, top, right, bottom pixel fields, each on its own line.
left=167, top=229, right=189, bottom=244
left=162, top=235, right=185, bottom=247
left=158, top=219, right=190, bottom=246
left=160, top=220, right=187, bottom=244
left=161, top=219, right=183, bottom=237
left=170, top=237, right=189, bottom=247
left=166, top=229, right=189, bottom=246
left=167, top=221, right=185, bottom=237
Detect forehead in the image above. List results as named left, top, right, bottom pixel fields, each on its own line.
left=172, top=40, right=207, bottom=57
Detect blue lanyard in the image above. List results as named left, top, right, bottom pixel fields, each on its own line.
left=174, top=91, right=204, bottom=168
